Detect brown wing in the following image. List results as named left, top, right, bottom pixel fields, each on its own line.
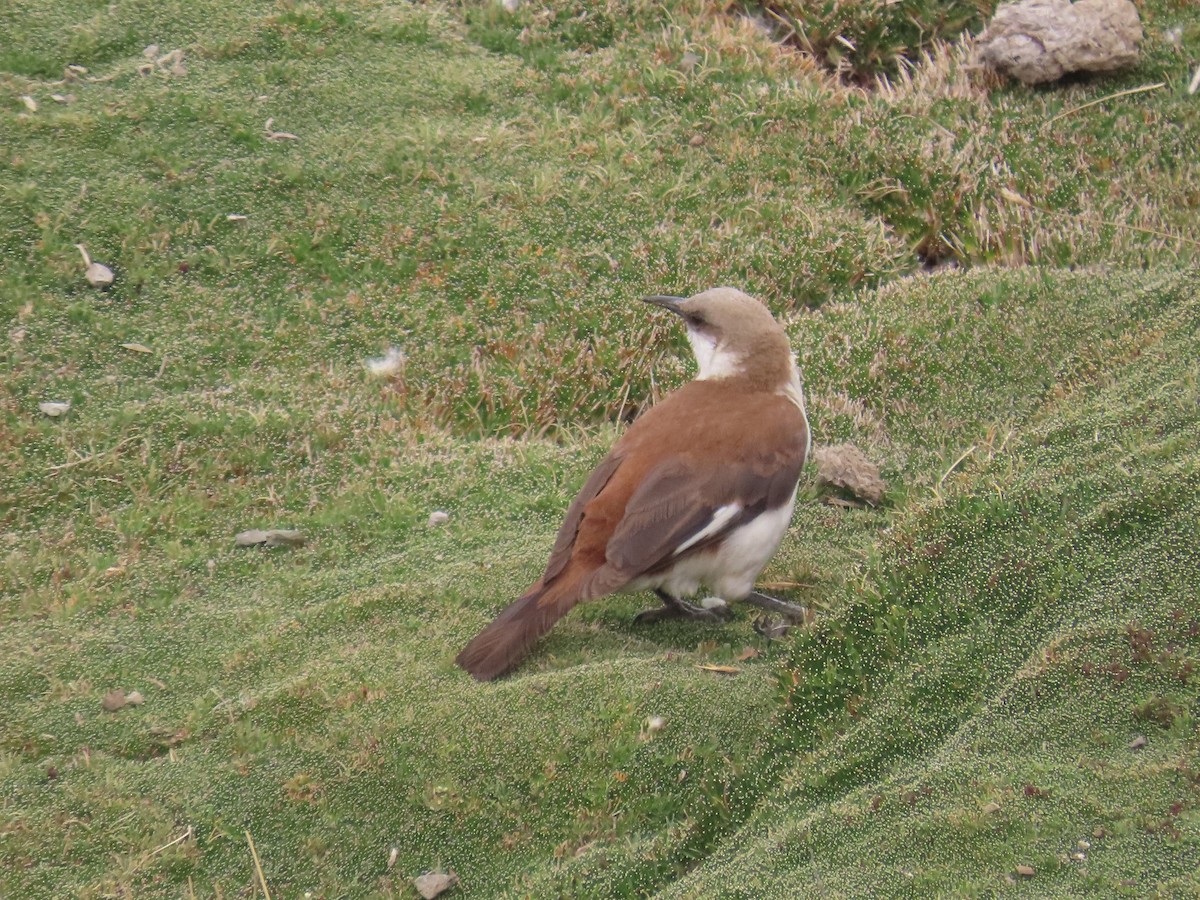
left=541, top=452, right=624, bottom=583
left=604, top=445, right=805, bottom=578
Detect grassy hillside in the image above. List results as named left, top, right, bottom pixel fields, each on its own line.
left=2, top=1, right=1198, bottom=897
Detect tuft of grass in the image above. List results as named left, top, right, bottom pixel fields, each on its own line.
left=740, top=0, right=992, bottom=80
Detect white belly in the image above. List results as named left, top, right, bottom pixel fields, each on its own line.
left=626, top=489, right=797, bottom=601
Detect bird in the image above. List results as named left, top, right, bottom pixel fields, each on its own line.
left=456, top=287, right=812, bottom=681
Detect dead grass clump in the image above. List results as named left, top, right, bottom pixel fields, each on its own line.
left=720, top=0, right=990, bottom=82
left=813, top=442, right=888, bottom=506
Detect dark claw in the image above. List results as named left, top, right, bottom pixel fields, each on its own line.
left=752, top=615, right=791, bottom=641
left=634, top=591, right=729, bottom=624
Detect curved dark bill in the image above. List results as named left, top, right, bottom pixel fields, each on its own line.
left=643, top=295, right=686, bottom=313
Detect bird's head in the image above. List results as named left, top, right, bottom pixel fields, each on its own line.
left=644, top=287, right=796, bottom=389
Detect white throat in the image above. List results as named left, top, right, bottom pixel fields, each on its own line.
left=687, top=328, right=742, bottom=380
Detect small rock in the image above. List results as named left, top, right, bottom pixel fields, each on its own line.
left=1015, top=864, right=1036, bottom=877
left=982, top=801, right=1002, bottom=814
left=143, top=44, right=160, bottom=58
left=387, top=847, right=399, bottom=869
left=102, top=690, right=127, bottom=712
left=86, top=262, right=115, bottom=288
left=427, top=510, right=450, bottom=527
left=500, top=0, right=521, bottom=11
left=413, top=870, right=458, bottom=899
left=813, top=443, right=886, bottom=506
left=21, top=95, right=38, bottom=112
left=976, top=0, right=1142, bottom=85
left=688, top=133, right=705, bottom=147
left=76, top=244, right=113, bottom=289
left=234, top=529, right=306, bottom=548
left=39, top=401, right=71, bottom=418
left=646, top=715, right=666, bottom=733
left=125, top=691, right=145, bottom=706
left=1127, top=734, right=1147, bottom=750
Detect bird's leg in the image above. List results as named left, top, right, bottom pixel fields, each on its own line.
left=633, top=589, right=730, bottom=624
left=742, top=590, right=811, bottom=623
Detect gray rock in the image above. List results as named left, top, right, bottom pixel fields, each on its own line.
left=977, top=0, right=1142, bottom=85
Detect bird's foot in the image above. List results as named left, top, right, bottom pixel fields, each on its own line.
left=634, top=591, right=731, bottom=624
left=752, top=615, right=791, bottom=641
left=743, top=590, right=812, bottom=623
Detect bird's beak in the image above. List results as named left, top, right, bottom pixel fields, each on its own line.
left=643, top=295, right=687, bottom=315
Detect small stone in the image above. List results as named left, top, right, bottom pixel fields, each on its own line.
left=39, top=401, right=71, bottom=418
left=1077, top=839, right=1091, bottom=850
left=646, top=715, right=666, bottom=733
left=428, top=510, right=450, bottom=527
left=413, top=870, right=458, bottom=899
left=143, top=44, right=160, bottom=58
left=234, top=529, right=306, bottom=548
left=982, top=801, right=1002, bottom=814
left=500, top=0, right=521, bottom=11
left=77, top=243, right=114, bottom=288
left=1127, top=734, right=1147, bottom=750
left=1070, top=852, right=1086, bottom=861
left=21, top=95, right=38, bottom=112
left=125, top=691, right=145, bottom=706
left=86, top=262, right=115, bottom=288
left=102, top=690, right=127, bottom=712
left=1015, top=864, right=1036, bottom=877
left=387, top=847, right=399, bottom=869
left=977, top=0, right=1142, bottom=85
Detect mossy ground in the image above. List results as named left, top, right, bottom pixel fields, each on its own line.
left=2, top=1, right=1198, bottom=896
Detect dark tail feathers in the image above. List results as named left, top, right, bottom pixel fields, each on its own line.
left=455, top=582, right=580, bottom=681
